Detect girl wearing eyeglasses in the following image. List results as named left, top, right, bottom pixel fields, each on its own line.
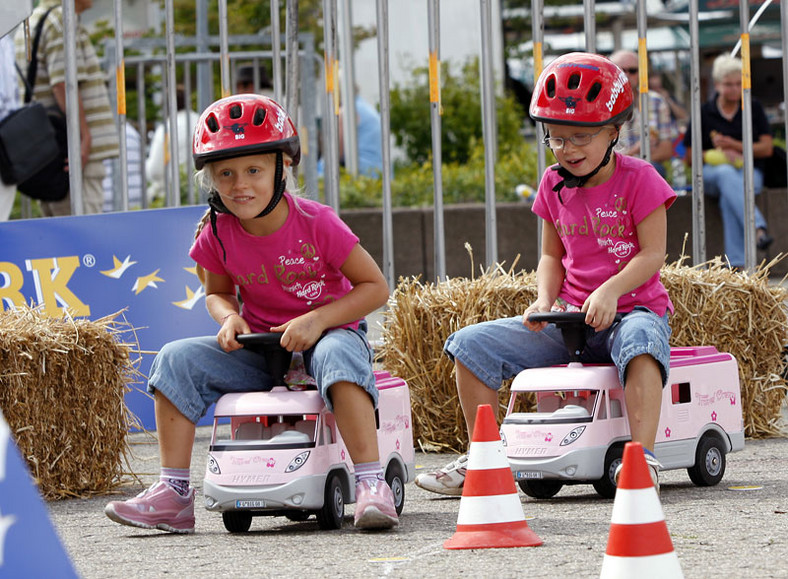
left=416, top=52, right=675, bottom=496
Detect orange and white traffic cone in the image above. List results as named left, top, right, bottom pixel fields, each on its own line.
left=600, top=442, right=683, bottom=578
left=443, top=404, right=542, bottom=550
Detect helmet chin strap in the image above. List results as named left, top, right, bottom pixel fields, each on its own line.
left=254, top=151, right=285, bottom=219
left=551, top=133, right=620, bottom=204
left=207, top=151, right=287, bottom=262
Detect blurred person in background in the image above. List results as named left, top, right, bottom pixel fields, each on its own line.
left=14, top=0, right=119, bottom=216
left=609, top=50, right=675, bottom=180
left=145, top=86, right=198, bottom=201
left=235, top=64, right=274, bottom=98
left=682, top=54, right=774, bottom=268
left=0, top=34, right=19, bottom=221
left=102, top=121, right=144, bottom=212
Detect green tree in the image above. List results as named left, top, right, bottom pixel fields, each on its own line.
left=172, top=0, right=330, bottom=45
left=389, top=58, right=527, bottom=166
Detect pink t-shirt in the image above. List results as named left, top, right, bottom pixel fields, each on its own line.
left=531, top=154, right=676, bottom=316
left=191, top=193, right=360, bottom=332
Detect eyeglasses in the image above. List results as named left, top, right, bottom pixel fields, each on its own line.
left=542, top=127, right=606, bottom=151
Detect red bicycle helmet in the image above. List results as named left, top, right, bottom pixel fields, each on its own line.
left=529, top=52, right=633, bottom=127
left=193, top=94, right=300, bottom=169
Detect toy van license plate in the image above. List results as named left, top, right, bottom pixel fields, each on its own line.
left=516, top=471, right=543, bottom=480
left=236, top=500, right=266, bottom=508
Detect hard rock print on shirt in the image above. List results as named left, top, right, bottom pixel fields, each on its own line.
left=275, top=241, right=328, bottom=305
left=553, top=194, right=636, bottom=271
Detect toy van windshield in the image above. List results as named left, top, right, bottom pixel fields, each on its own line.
left=504, top=389, right=597, bottom=424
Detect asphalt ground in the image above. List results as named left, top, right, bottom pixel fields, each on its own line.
left=49, top=431, right=788, bottom=579
left=45, top=307, right=788, bottom=578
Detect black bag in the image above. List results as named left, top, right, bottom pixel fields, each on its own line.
left=763, top=145, right=787, bottom=189
left=0, top=102, right=66, bottom=194
left=14, top=105, right=69, bottom=202
left=2, top=6, right=70, bottom=202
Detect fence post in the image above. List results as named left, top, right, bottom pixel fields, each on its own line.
left=480, top=0, right=498, bottom=268
left=376, top=0, right=395, bottom=290
left=427, top=0, right=446, bottom=280
left=63, top=0, right=84, bottom=215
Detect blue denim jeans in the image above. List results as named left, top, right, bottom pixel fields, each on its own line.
left=444, top=306, right=671, bottom=391
left=148, top=324, right=377, bottom=423
left=703, top=164, right=765, bottom=268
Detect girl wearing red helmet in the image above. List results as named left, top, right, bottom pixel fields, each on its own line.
left=105, top=95, right=398, bottom=532
left=416, top=53, right=676, bottom=496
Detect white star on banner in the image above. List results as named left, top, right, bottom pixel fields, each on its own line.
left=0, top=416, right=17, bottom=567
left=0, top=417, right=8, bottom=482
left=0, top=507, right=16, bottom=567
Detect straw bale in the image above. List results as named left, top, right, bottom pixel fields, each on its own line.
left=0, top=306, right=140, bottom=500
left=379, top=255, right=537, bottom=451
left=662, top=256, right=788, bottom=439
left=380, top=254, right=788, bottom=452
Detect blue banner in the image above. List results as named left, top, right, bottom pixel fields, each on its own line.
left=0, top=207, right=218, bottom=429
left=0, top=411, right=78, bottom=577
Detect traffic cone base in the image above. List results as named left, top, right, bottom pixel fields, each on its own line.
left=445, top=520, right=542, bottom=550
left=443, top=404, right=542, bottom=550
left=600, top=442, right=682, bottom=578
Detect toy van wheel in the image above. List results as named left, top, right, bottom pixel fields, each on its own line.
left=517, top=480, right=563, bottom=499
left=385, top=462, right=406, bottom=515
left=316, top=472, right=345, bottom=530
left=222, top=510, right=253, bottom=533
left=687, top=433, right=726, bottom=486
left=593, top=443, right=624, bottom=499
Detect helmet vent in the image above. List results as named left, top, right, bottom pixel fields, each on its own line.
left=586, top=82, right=602, bottom=103
left=206, top=115, right=220, bottom=132
left=229, top=104, right=242, bottom=119
left=253, top=108, right=267, bottom=126
left=567, top=73, right=581, bottom=90
left=545, top=76, right=556, bottom=98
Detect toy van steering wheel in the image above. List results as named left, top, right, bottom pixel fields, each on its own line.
left=236, top=332, right=292, bottom=387
left=526, top=311, right=622, bottom=362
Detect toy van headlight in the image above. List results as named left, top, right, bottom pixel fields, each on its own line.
left=208, top=455, right=221, bottom=474
left=560, top=426, right=586, bottom=446
left=285, top=451, right=311, bottom=473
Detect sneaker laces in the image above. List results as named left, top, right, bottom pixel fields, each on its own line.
left=436, top=454, right=468, bottom=480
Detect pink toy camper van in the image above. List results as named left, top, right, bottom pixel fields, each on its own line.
left=202, top=334, right=415, bottom=532
left=500, top=313, right=745, bottom=498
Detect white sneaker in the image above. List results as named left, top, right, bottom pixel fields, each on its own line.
left=615, top=453, right=661, bottom=494
left=414, top=454, right=468, bottom=496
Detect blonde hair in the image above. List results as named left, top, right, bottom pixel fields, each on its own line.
left=711, top=54, right=742, bottom=83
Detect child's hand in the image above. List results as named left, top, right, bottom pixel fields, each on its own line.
left=582, top=288, right=618, bottom=331
left=217, top=313, right=249, bottom=352
left=523, top=300, right=553, bottom=332
left=271, top=312, right=325, bottom=352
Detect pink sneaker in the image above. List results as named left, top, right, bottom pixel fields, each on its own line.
left=104, top=481, right=195, bottom=534
left=353, top=479, right=399, bottom=530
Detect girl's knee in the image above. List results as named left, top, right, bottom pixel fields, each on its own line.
left=623, top=353, right=667, bottom=389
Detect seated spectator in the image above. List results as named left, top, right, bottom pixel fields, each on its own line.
left=609, top=51, right=676, bottom=180
left=648, top=71, right=688, bottom=129
left=682, top=54, right=774, bottom=268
